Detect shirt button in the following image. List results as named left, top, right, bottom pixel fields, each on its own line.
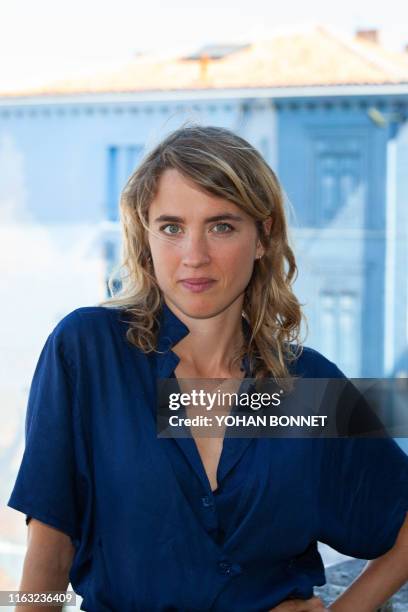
left=201, top=495, right=214, bottom=508
left=218, top=560, right=243, bottom=576
left=218, top=561, right=232, bottom=575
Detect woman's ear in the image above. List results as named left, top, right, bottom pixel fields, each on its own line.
left=255, top=218, right=273, bottom=259
left=263, top=217, right=273, bottom=237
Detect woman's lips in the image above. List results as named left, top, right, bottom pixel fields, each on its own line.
left=180, top=279, right=216, bottom=293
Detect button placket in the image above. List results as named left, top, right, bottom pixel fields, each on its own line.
left=217, top=559, right=243, bottom=576
left=218, top=561, right=232, bottom=575
left=201, top=495, right=214, bottom=508
left=199, top=491, right=218, bottom=537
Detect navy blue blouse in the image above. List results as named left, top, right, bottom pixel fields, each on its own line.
left=7, top=302, right=408, bottom=612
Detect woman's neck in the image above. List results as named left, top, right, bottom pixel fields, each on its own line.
left=164, top=297, right=246, bottom=378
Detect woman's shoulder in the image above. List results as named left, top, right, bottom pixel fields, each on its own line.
left=287, top=344, right=347, bottom=379
left=47, top=305, right=126, bottom=353
left=52, top=304, right=121, bottom=332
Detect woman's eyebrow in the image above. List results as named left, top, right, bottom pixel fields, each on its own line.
left=153, top=213, right=244, bottom=223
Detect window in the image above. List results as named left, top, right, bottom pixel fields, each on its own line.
left=106, top=145, right=142, bottom=221
left=259, top=137, right=270, bottom=164
left=319, top=291, right=360, bottom=376
left=103, top=240, right=121, bottom=297
left=315, top=151, right=361, bottom=226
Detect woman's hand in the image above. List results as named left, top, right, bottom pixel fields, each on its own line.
left=268, top=596, right=329, bottom=611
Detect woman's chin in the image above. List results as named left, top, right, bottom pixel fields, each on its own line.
left=174, top=296, right=222, bottom=319
left=182, top=302, right=218, bottom=318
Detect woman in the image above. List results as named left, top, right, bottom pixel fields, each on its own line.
left=8, top=126, right=408, bottom=611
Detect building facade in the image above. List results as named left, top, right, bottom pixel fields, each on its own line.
left=1, top=25, right=408, bottom=379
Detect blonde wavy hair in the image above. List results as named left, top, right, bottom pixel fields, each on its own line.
left=99, top=125, right=307, bottom=381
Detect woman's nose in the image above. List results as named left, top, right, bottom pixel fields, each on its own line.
left=181, top=233, right=211, bottom=266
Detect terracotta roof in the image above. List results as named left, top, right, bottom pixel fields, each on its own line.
left=2, top=25, right=408, bottom=97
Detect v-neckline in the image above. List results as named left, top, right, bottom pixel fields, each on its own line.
left=168, top=368, right=254, bottom=495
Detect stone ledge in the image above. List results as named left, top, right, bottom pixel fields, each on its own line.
left=315, top=559, right=408, bottom=611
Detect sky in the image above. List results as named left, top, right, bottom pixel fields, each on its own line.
left=0, top=0, right=407, bottom=90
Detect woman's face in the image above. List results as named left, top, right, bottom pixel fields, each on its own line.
left=147, top=168, right=268, bottom=319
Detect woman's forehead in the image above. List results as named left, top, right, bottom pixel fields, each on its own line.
left=149, top=168, right=252, bottom=220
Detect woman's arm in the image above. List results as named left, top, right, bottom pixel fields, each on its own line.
left=329, top=511, right=408, bottom=612
left=15, top=519, right=75, bottom=612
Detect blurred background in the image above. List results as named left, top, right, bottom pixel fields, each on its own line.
left=1, top=0, right=408, bottom=605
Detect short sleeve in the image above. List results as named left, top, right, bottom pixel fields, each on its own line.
left=7, top=325, right=81, bottom=542
left=317, top=435, right=408, bottom=559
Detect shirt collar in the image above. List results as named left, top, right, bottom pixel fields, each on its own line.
left=156, top=300, right=252, bottom=376
left=157, top=300, right=190, bottom=352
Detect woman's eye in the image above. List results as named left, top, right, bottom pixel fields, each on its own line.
left=212, top=223, right=234, bottom=233
left=160, top=224, right=181, bottom=235
left=159, top=222, right=234, bottom=236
